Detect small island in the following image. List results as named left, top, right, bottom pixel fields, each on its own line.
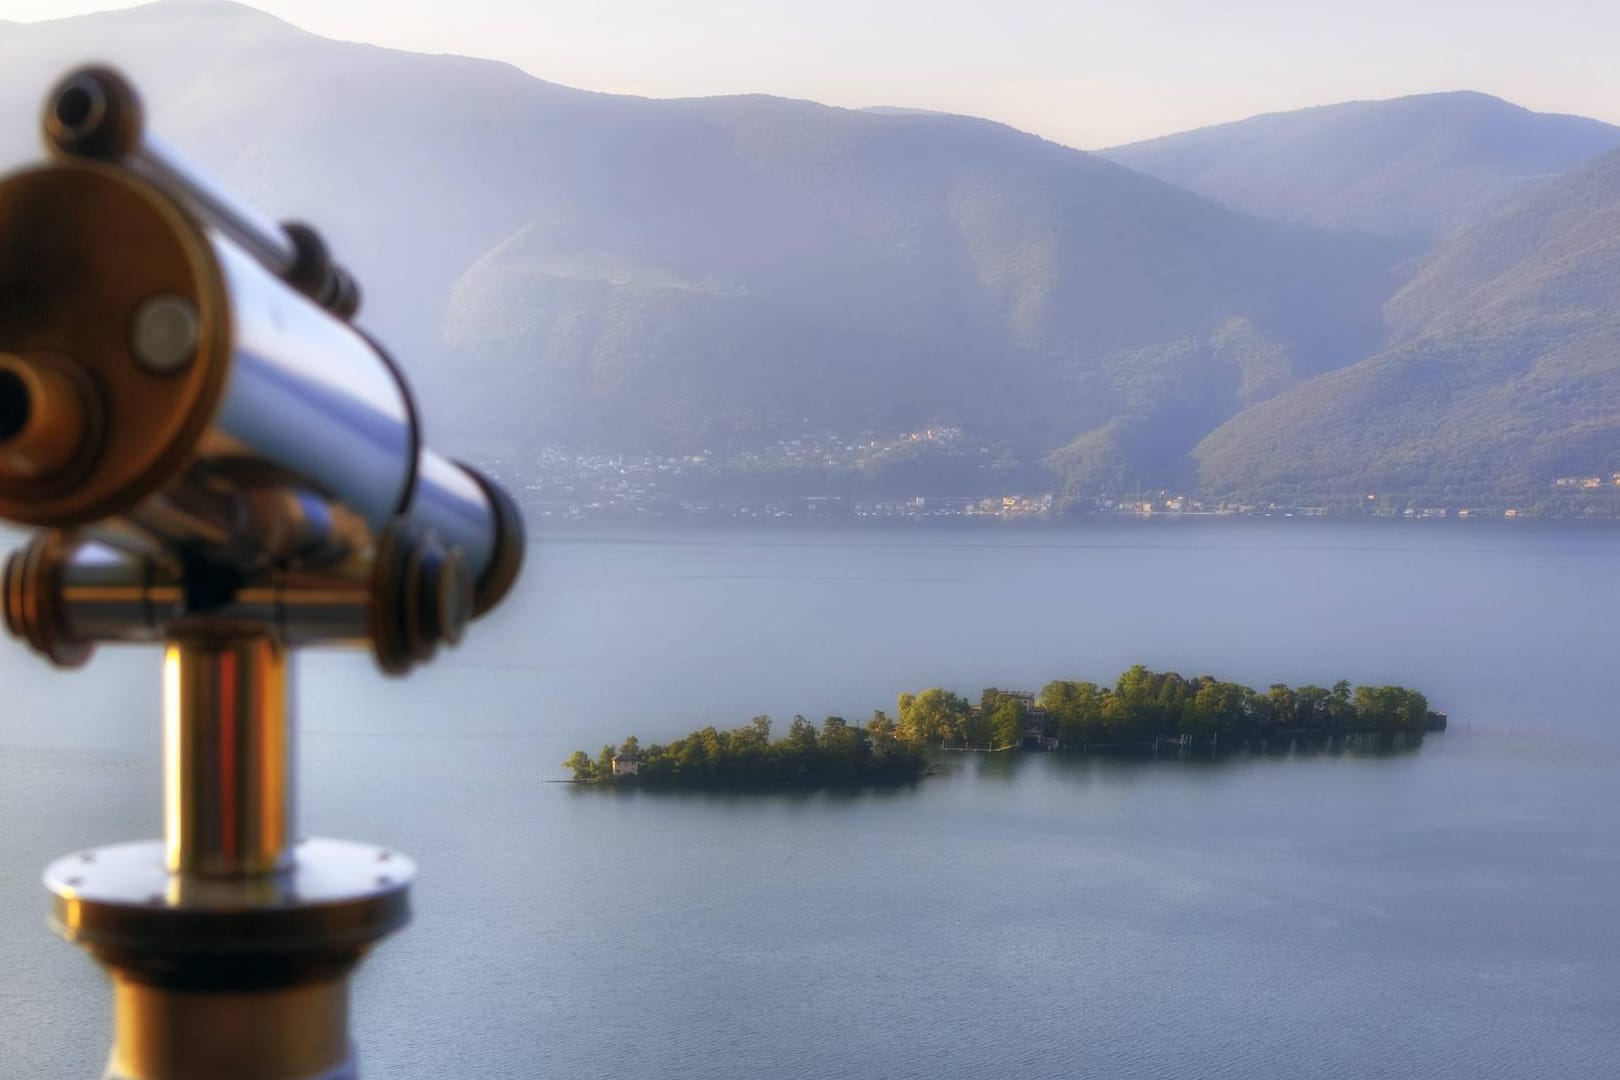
left=564, top=665, right=1441, bottom=789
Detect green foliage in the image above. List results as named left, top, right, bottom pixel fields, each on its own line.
left=897, top=668, right=1433, bottom=751
left=565, top=714, right=929, bottom=790
left=867, top=710, right=896, bottom=741
left=988, top=697, right=1027, bottom=749
left=898, top=688, right=971, bottom=746
left=565, top=670, right=1433, bottom=787
left=1352, top=685, right=1431, bottom=734
left=1040, top=680, right=1106, bottom=748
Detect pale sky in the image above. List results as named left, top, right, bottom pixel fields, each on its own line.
left=4, top=0, right=1620, bottom=147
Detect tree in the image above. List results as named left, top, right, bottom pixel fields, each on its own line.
left=697, top=726, right=726, bottom=769
left=821, top=716, right=870, bottom=775
left=1155, top=672, right=1192, bottom=716
left=1327, top=680, right=1356, bottom=731
left=619, top=735, right=641, bottom=757
left=961, top=704, right=992, bottom=748
left=1353, top=686, right=1429, bottom=734
left=1399, top=689, right=1430, bottom=733
left=1111, top=665, right=1189, bottom=739
left=1042, top=680, right=1104, bottom=748
left=596, top=744, right=616, bottom=778
left=1267, top=684, right=1296, bottom=728
left=1295, top=685, right=1330, bottom=728
left=749, top=715, right=772, bottom=745
left=898, top=688, right=969, bottom=745
left=989, top=697, right=1027, bottom=749
left=867, top=710, right=897, bottom=741
left=564, top=750, right=595, bottom=781
left=787, top=715, right=819, bottom=752
left=676, top=734, right=708, bottom=773
left=821, top=716, right=854, bottom=752
left=1116, top=665, right=1155, bottom=706
left=897, top=692, right=916, bottom=730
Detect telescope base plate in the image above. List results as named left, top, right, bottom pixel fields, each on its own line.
left=45, top=836, right=413, bottom=980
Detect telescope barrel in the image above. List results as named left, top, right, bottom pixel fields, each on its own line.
left=0, top=126, right=523, bottom=630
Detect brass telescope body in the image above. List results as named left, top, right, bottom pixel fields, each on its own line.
left=0, top=67, right=525, bottom=1079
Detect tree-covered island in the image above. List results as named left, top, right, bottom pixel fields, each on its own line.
left=564, top=665, right=1441, bottom=788
left=564, top=714, right=931, bottom=788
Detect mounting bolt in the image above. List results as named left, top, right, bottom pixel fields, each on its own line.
left=131, top=295, right=199, bottom=374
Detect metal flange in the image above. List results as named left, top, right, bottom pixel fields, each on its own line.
left=45, top=837, right=413, bottom=989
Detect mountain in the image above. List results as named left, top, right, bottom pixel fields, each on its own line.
left=439, top=100, right=1394, bottom=460
left=1102, top=93, right=1620, bottom=246
left=1195, top=146, right=1620, bottom=502
left=0, top=1, right=1395, bottom=491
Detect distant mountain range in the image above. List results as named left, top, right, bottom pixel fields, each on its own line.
left=1196, top=146, right=1620, bottom=502
left=1102, top=94, right=1620, bottom=247
left=3, top=1, right=1619, bottom=508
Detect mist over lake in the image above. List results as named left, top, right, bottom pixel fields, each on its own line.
left=2, top=519, right=1618, bottom=1078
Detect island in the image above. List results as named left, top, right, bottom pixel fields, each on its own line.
left=564, top=665, right=1441, bottom=789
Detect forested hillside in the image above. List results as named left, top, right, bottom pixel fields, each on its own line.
left=1196, top=147, right=1620, bottom=502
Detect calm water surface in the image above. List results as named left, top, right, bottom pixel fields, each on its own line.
left=2, top=520, right=1617, bottom=1078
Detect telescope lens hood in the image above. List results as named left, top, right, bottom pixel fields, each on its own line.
left=458, top=462, right=525, bottom=618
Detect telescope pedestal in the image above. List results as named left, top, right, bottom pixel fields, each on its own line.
left=46, top=837, right=413, bottom=1080
left=40, top=637, right=413, bottom=1080
left=107, top=972, right=353, bottom=1080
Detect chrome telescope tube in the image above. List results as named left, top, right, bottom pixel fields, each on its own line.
left=0, top=68, right=524, bottom=656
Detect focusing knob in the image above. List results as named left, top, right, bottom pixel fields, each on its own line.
left=43, top=66, right=143, bottom=162
left=3, top=532, right=92, bottom=669
left=369, top=520, right=472, bottom=675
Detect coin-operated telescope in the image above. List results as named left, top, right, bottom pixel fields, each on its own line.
left=0, top=66, right=525, bottom=1079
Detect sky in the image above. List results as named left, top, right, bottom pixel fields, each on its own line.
left=3, top=0, right=1620, bottom=147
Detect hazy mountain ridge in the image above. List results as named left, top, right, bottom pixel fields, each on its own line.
left=2, top=2, right=1617, bottom=505
left=437, top=94, right=1395, bottom=454
left=1102, top=93, right=1620, bottom=246
left=1196, top=146, right=1620, bottom=501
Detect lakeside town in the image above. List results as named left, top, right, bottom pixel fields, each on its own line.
left=479, top=429, right=1620, bottom=524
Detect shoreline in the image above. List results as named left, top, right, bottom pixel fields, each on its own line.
left=529, top=513, right=1620, bottom=539
left=565, top=732, right=1435, bottom=794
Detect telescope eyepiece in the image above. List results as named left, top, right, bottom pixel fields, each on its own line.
left=0, top=369, right=31, bottom=444
left=0, top=355, right=93, bottom=483
left=52, top=80, right=103, bottom=140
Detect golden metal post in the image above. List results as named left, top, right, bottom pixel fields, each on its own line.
left=163, top=636, right=294, bottom=878
left=107, top=972, right=353, bottom=1080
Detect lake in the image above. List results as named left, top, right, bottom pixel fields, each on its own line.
left=2, top=519, right=1618, bottom=1078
